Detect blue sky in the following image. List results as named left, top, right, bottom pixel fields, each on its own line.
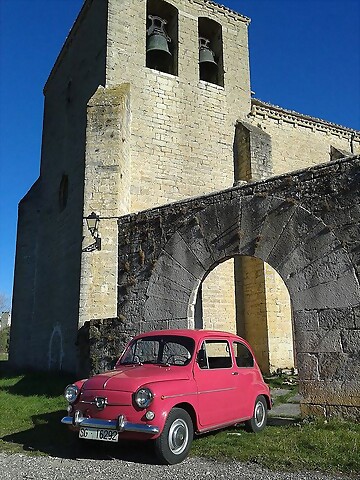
left=0, top=0, right=359, bottom=303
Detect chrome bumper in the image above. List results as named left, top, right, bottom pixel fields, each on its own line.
left=61, top=414, right=160, bottom=435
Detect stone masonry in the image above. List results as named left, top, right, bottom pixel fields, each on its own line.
left=85, top=155, right=360, bottom=419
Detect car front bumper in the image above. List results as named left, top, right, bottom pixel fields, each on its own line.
left=61, top=413, right=160, bottom=435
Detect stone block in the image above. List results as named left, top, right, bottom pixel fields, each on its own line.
left=299, top=380, right=359, bottom=405
left=290, top=269, right=360, bottom=311
left=297, top=352, right=319, bottom=380
left=146, top=250, right=197, bottom=296
left=293, top=310, right=319, bottom=332
left=318, top=352, right=359, bottom=381
left=146, top=272, right=193, bottom=304
left=295, top=329, right=342, bottom=353
left=144, top=296, right=189, bottom=323
left=177, top=217, right=216, bottom=270
left=267, top=204, right=321, bottom=273
left=280, top=224, right=341, bottom=280
left=164, top=231, right=206, bottom=278
left=238, top=195, right=273, bottom=256
left=255, top=197, right=296, bottom=262
left=341, top=330, right=360, bottom=354
left=318, top=308, right=355, bottom=329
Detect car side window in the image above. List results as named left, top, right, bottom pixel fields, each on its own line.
left=233, top=341, right=254, bottom=368
left=197, top=340, right=232, bottom=369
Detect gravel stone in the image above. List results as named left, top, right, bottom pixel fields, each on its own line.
left=0, top=453, right=354, bottom=480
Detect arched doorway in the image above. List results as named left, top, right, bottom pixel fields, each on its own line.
left=195, top=255, right=294, bottom=374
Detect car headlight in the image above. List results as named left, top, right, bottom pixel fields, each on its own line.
left=64, top=384, right=79, bottom=404
left=134, top=387, right=153, bottom=408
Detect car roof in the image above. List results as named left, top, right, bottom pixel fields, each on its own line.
left=134, top=329, right=247, bottom=343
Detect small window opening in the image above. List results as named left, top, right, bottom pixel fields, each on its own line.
left=198, top=17, right=224, bottom=86
left=59, top=175, right=69, bottom=211
left=146, top=0, right=178, bottom=75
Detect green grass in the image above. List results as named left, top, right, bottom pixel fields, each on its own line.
left=191, top=419, right=359, bottom=474
left=0, top=369, right=75, bottom=456
left=0, top=370, right=358, bottom=474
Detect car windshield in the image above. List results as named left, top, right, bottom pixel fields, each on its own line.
left=119, top=335, right=195, bottom=366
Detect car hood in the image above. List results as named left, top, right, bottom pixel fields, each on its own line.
left=82, top=364, right=190, bottom=392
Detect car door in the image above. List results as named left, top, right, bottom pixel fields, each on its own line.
left=195, top=339, right=238, bottom=428
left=231, top=340, right=259, bottom=419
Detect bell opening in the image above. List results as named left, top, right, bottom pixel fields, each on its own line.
left=198, top=17, right=224, bottom=87
left=146, top=0, right=178, bottom=76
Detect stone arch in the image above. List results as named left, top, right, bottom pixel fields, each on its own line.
left=144, top=193, right=360, bottom=416
left=145, top=194, right=359, bottom=324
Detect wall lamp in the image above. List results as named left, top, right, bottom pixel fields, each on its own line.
left=83, top=212, right=102, bottom=252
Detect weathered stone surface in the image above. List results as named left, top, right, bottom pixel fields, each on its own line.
left=290, top=270, right=360, bottom=311
left=293, top=310, right=319, bottom=331
left=296, top=353, right=319, bottom=380
left=238, top=195, right=274, bottom=257
left=254, top=197, right=296, bottom=262
left=318, top=353, right=359, bottom=381
left=354, top=305, right=360, bottom=328
left=175, top=217, right=216, bottom=270
left=300, top=402, right=360, bottom=421
left=294, top=329, right=343, bottom=353
left=318, top=307, right=356, bottom=329
left=85, top=317, right=137, bottom=375
left=341, top=330, right=360, bottom=354
left=299, top=380, right=360, bottom=405
left=164, top=231, right=208, bottom=278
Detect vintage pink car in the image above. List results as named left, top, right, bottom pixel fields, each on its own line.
left=61, top=329, right=271, bottom=464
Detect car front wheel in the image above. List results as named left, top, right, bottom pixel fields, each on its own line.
left=154, top=407, right=194, bottom=464
left=245, top=395, right=267, bottom=433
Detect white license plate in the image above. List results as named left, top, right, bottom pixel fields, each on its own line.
left=79, top=427, right=119, bottom=442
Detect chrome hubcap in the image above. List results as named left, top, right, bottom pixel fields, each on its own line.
left=254, top=400, right=265, bottom=428
left=168, top=418, right=188, bottom=455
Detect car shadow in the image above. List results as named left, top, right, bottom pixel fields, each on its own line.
left=1, top=410, right=159, bottom=464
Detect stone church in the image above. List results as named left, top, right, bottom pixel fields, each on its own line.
left=9, top=0, right=360, bottom=376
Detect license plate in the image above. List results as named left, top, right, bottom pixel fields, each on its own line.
left=79, top=427, right=119, bottom=442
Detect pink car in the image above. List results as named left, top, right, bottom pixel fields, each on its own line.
left=62, top=329, right=271, bottom=464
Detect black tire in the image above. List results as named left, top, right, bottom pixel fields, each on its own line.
left=154, top=407, right=194, bottom=464
left=245, top=395, right=267, bottom=433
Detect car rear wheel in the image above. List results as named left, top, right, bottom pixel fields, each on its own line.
left=154, top=407, right=194, bottom=464
left=245, top=395, right=267, bottom=433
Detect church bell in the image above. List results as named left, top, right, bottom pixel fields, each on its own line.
left=199, top=37, right=217, bottom=66
left=147, top=15, right=172, bottom=57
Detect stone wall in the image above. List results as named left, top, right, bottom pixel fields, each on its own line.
left=79, top=85, right=131, bottom=326
left=9, top=0, right=108, bottom=372
left=248, top=99, right=360, bottom=175
left=85, top=155, right=360, bottom=419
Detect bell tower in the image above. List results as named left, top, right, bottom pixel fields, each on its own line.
left=80, top=0, right=252, bottom=327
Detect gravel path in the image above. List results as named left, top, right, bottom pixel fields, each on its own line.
left=0, top=453, right=355, bottom=480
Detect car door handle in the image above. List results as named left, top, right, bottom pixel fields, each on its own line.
left=232, top=372, right=239, bottom=375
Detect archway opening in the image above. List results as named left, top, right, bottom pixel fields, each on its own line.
left=195, top=256, right=295, bottom=375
